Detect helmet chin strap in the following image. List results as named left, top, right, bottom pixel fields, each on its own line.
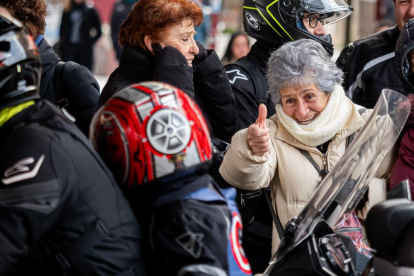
left=319, top=34, right=332, bottom=44
left=297, top=18, right=333, bottom=56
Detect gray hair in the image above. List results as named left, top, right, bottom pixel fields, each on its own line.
left=266, top=39, right=343, bottom=105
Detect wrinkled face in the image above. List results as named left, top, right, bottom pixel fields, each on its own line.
left=280, top=83, right=330, bottom=125
left=157, top=19, right=199, bottom=67
left=395, top=0, right=414, bottom=30
left=231, top=35, right=250, bottom=60
left=302, top=13, right=327, bottom=37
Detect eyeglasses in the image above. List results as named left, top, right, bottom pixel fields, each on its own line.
left=304, top=14, right=324, bottom=28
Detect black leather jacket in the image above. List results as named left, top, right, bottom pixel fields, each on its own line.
left=337, top=26, right=405, bottom=108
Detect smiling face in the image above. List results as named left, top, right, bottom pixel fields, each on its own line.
left=280, top=83, right=330, bottom=125
left=156, top=18, right=199, bottom=67
left=395, top=0, right=414, bottom=30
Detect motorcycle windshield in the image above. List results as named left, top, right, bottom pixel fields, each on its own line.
left=271, top=89, right=410, bottom=263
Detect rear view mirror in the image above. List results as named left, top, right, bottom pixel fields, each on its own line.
left=387, top=180, right=412, bottom=201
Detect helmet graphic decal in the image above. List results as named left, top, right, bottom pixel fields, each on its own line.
left=91, top=82, right=212, bottom=189
left=146, top=108, right=192, bottom=155
left=245, top=11, right=261, bottom=30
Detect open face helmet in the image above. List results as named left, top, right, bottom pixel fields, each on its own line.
left=242, top=0, right=353, bottom=56
left=0, top=15, right=41, bottom=110
left=91, top=82, right=213, bottom=190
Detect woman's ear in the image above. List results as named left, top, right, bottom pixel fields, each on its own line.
left=144, top=35, right=155, bottom=55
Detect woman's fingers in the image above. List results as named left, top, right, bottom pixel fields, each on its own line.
left=247, top=124, right=270, bottom=155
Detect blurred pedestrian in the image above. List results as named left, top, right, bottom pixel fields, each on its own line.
left=0, top=0, right=100, bottom=137
left=99, top=0, right=236, bottom=142
left=110, top=0, right=138, bottom=60
left=59, top=0, right=102, bottom=71
left=221, top=32, right=250, bottom=65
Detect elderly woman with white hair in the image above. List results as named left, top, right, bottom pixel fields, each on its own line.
left=219, top=39, right=390, bottom=255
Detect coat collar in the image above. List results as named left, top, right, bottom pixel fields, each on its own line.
left=270, top=97, right=366, bottom=153
left=118, top=45, right=155, bottom=82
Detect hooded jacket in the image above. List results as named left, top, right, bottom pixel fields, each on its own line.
left=38, top=39, right=100, bottom=137
left=99, top=45, right=237, bottom=142
left=219, top=97, right=392, bottom=253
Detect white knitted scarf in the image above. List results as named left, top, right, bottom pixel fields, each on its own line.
left=276, top=84, right=349, bottom=147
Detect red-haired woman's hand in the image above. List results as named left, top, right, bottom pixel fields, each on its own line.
left=193, top=41, right=209, bottom=65
left=153, top=44, right=188, bottom=66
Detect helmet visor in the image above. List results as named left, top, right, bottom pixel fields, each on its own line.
left=0, top=31, right=28, bottom=67
left=281, top=0, right=352, bottom=25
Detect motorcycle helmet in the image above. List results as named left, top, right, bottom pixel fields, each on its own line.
left=91, top=82, right=213, bottom=190
left=0, top=15, right=41, bottom=110
left=242, top=0, right=353, bottom=56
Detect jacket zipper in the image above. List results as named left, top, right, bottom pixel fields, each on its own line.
left=240, top=190, right=262, bottom=206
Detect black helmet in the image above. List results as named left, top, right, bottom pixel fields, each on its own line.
left=395, top=18, right=414, bottom=93
left=242, top=0, right=353, bottom=56
left=0, top=15, right=41, bottom=110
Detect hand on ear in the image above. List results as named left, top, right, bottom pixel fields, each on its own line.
left=151, top=43, right=163, bottom=58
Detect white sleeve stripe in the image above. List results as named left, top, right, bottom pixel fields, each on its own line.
left=346, top=52, right=395, bottom=99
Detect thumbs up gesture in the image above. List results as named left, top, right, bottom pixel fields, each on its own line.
left=247, top=104, right=270, bottom=155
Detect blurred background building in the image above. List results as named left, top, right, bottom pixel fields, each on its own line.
left=43, top=0, right=396, bottom=89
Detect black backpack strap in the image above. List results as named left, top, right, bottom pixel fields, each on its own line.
left=54, top=61, right=69, bottom=109
left=262, top=187, right=284, bottom=239
left=299, top=149, right=329, bottom=179
left=346, top=108, right=367, bottom=148
left=231, top=58, right=269, bottom=106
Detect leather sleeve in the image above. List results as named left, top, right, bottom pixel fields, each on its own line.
left=336, top=43, right=359, bottom=99
left=0, top=130, right=64, bottom=275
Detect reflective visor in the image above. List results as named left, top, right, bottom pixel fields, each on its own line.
left=281, top=0, right=352, bottom=25
left=0, top=31, right=28, bottom=67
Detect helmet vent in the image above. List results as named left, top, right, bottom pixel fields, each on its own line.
left=146, top=109, right=191, bottom=155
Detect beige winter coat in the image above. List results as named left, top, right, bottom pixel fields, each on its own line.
left=219, top=98, right=392, bottom=254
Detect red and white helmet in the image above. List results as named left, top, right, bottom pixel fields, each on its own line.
left=90, top=82, right=212, bottom=190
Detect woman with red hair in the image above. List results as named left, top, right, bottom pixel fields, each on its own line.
left=99, top=0, right=237, bottom=143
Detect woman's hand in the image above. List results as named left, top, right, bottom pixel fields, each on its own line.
left=152, top=43, right=188, bottom=65
left=193, top=41, right=208, bottom=65
left=247, top=104, right=270, bottom=155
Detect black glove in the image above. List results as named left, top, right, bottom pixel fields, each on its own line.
left=152, top=43, right=188, bottom=66
left=193, top=41, right=209, bottom=65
